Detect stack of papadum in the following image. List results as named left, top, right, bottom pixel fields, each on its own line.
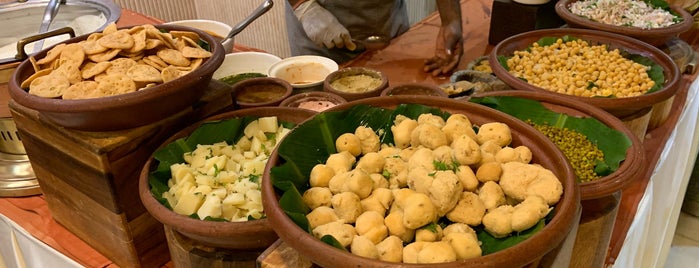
left=20, top=23, right=214, bottom=100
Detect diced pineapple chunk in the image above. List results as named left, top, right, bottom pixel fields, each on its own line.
left=164, top=116, right=291, bottom=222
left=243, top=120, right=260, bottom=138
left=173, top=191, right=204, bottom=215
left=236, top=137, right=252, bottom=151
left=193, top=185, right=212, bottom=195
left=258, top=116, right=278, bottom=133
left=242, top=159, right=265, bottom=177
left=250, top=136, right=263, bottom=155
left=197, top=195, right=222, bottom=220
left=222, top=192, right=246, bottom=206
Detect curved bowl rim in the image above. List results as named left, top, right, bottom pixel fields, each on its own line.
left=471, top=90, right=646, bottom=200
left=262, top=95, right=582, bottom=267
left=488, top=28, right=681, bottom=117
left=138, top=106, right=317, bottom=248
left=554, top=0, right=693, bottom=45
left=8, top=24, right=225, bottom=114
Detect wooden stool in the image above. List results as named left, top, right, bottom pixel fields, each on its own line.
left=164, top=226, right=267, bottom=268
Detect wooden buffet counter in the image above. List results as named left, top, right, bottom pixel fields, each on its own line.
left=1, top=0, right=698, bottom=267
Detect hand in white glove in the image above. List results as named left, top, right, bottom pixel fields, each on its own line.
left=294, top=0, right=357, bottom=51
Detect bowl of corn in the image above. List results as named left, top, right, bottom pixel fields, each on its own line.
left=489, top=28, right=681, bottom=121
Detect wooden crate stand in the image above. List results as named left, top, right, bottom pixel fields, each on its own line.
left=8, top=81, right=233, bottom=267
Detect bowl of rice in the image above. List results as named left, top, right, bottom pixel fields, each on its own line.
left=555, top=0, right=693, bottom=46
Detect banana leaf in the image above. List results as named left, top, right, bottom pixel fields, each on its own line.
left=470, top=96, right=631, bottom=177
left=270, top=103, right=551, bottom=254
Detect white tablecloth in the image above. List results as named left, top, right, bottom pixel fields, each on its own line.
left=614, top=78, right=699, bottom=268
left=0, top=214, right=82, bottom=268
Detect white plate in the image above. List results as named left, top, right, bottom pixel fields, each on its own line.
left=164, top=19, right=231, bottom=39
left=213, top=51, right=282, bottom=80
left=268, top=55, right=339, bottom=89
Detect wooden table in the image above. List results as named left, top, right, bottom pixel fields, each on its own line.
left=1, top=1, right=698, bottom=267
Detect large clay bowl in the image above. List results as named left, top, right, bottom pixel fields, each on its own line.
left=139, top=107, right=316, bottom=249
left=471, top=90, right=645, bottom=200
left=489, top=28, right=681, bottom=120
left=8, top=24, right=225, bottom=131
left=555, top=0, right=693, bottom=47
left=261, top=95, right=581, bottom=267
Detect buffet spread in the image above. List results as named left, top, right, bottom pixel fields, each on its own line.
left=1, top=0, right=699, bottom=267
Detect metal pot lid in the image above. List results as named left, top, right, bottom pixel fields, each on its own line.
left=0, top=0, right=121, bottom=64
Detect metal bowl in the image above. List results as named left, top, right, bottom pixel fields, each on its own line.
left=0, top=0, right=121, bottom=65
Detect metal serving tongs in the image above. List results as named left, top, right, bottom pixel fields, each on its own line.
left=33, top=0, right=65, bottom=54
left=220, top=0, right=273, bottom=53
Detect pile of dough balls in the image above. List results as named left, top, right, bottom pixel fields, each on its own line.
left=302, top=113, right=564, bottom=264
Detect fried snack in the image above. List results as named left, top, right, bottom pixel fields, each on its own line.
left=20, top=68, right=52, bottom=89
left=63, top=81, right=102, bottom=99
left=21, top=22, right=213, bottom=99
left=28, top=73, right=70, bottom=98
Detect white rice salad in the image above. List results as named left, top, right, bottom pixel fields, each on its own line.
left=569, top=0, right=680, bottom=29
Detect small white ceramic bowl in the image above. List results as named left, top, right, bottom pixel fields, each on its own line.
left=165, top=19, right=232, bottom=51
left=213, top=52, right=282, bottom=80
left=268, top=55, right=339, bottom=89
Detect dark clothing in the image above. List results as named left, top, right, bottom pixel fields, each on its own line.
left=285, top=0, right=410, bottom=63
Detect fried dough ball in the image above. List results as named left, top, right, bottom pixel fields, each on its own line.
left=312, top=220, right=356, bottom=247
left=446, top=191, right=486, bottom=226
left=391, top=115, right=418, bottom=149
left=310, top=164, right=335, bottom=187
left=302, top=186, right=332, bottom=210
left=476, top=122, right=512, bottom=147
left=355, top=210, right=389, bottom=244
left=355, top=126, right=380, bottom=154
left=376, top=235, right=404, bottom=263
left=331, top=191, right=363, bottom=223
left=307, top=206, right=339, bottom=229
left=351, top=235, right=379, bottom=259
left=336, top=133, right=362, bottom=156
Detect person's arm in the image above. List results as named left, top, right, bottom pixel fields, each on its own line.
left=288, top=0, right=357, bottom=50
left=424, top=0, right=463, bottom=76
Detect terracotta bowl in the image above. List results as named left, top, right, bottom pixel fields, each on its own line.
left=555, top=0, right=693, bottom=47
left=278, top=91, right=347, bottom=112
left=323, top=67, right=388, bottom=101
left=380, top=82, right=448, bottom=98
left=8, top=24, right=225, bottom=132
left=139, top=106, right=317, bottom=249
left=231, top=77, right=293, bottom=108
left=262, top=95, right=581, bottom=267
left=471, top=90, right=645, bottom=200
left=489, top=28, right=681, bottom=119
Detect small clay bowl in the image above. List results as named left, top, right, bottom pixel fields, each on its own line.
left=139, top=106, right=317, bottom=250
left=380, top=82, right=448, bottom=98
left=323, top=67, right=388, bottom=101
left=231, top=77, right=293, bottom=108
left=278, top=91, right=347, bottom=112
